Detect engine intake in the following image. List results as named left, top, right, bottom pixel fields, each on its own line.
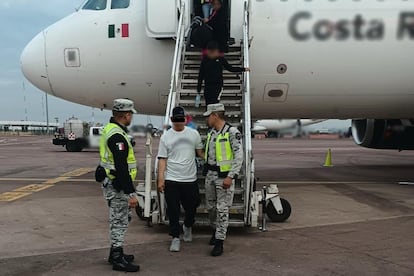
left=352, top=119, right=414, bottom=150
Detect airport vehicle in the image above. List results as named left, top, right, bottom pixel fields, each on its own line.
left=21, top=0, right=414, bottom=226
left=253, top=119, right=324, bottom=138
left=53, top=117, right=102, bottom=152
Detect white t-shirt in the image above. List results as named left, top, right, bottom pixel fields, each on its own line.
left=158, top=127, right=203, bottom=182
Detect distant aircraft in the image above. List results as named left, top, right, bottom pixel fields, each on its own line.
left=21, top=0, right=414, bottom=150
left=252, top=119, right=324, bottom=138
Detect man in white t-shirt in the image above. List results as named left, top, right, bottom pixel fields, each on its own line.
left=157, top=106, right=204, bottom=252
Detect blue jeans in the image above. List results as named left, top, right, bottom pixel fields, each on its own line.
left=202, top=3, right=211, bottom=19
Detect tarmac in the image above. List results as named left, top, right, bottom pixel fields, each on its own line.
left=0, top=136, right=413, bottom=276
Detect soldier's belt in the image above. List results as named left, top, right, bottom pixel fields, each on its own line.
left=206, top=164, right=220, bottom=172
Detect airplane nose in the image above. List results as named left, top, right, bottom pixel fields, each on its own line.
left=21, top=32, right=53, bottom=94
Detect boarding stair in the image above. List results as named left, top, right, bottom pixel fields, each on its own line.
left=138, top=0, right=290, bottom=229
left=158, top=0, right=254, bottom=227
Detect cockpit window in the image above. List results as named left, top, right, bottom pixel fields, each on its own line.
left=82, top=0, right=107, bottom=10
left=111, top=0, right=130, bottom=9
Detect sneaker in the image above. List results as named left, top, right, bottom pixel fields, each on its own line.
left=169, top=237, right=180, bottom=252
left=183, top=225, right=192, bottom=242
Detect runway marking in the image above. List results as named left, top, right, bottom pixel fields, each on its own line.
left=0, top=178, right=143, bottom=183
left=61, top=168, right=94, bottom=177
left=44, top=177, right=69, bottom=184
left=0, top=168, right=94, bottom=202
left=0, top=191, right=31, bottom=202
left=0, top=178, right=48, bottom=182
left=14, top=184, right=54, bottom=193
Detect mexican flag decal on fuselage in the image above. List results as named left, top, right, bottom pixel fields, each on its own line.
left=108, top=24, right=129, bottom=38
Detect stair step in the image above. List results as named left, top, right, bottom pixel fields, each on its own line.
left=185, top=51, right=242, bottom=56
left=184, top=110, right=242, bottom=117
left=197, top=203, right=245, bottom=215
left=182, top=74, right=242, bottom=80
left=184, top=60, right=242, bottom=65
left=179, top=99, right=242, bottom=106
left=179, top=89, right=242, bottom=95
left=183, top=69, right=243, bottom=75
left=181, top=79, right=242, bottom=85
left=186, top=45, right=242, bottom=52
left=181, top=85, right=243, bottom=91
left=198, top=188, right=244, bottom=195
left=185, top=218, right=245, bottom=227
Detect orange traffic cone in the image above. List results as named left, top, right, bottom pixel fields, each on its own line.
left=323, top=149, right=333, bottom=167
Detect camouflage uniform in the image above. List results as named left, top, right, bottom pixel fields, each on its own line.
left=205, top=123, right=243, bottom=240
left=103, top=181, right=130, bottom=248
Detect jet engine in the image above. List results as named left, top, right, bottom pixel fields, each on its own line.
left=352, top=119, right=414, bottom=150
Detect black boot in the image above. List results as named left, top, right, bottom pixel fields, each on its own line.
left=108, top=247, right=135, bottom=264
left=209, top=231, right=216, bottom=245
left=111, top=247, right=140, bottom=272
left=211, top=239, right=224, bottom=257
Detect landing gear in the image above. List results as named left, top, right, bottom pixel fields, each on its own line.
left=266, top=198, right=291, bottom=223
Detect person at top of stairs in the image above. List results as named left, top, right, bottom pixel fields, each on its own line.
left=197, top=41, right=250, bottom=105
left=204, top=0, right=228, bottom=53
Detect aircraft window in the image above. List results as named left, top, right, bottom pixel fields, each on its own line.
left=111, top=0, right=130, bottom=9
left=82, top=0, right=107, bottom=10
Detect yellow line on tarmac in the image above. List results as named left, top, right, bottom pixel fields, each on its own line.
left=44, top=176, right=69, bottom=184
left=0, top=168, right=94, bottom=202
left=14, top=184, right=54, bottom=193
left=0, top=191, right=31, bottom=202
left=0, top=178, right=48, bottom=182
left=61, top=168, right=94, bottom=177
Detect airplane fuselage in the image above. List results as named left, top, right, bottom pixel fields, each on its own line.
left=21, top=0, right=414, bottom=119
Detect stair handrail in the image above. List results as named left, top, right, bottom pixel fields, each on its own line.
left=242, top=0, right=253, bottom=224
left=163, top=0, right=187, bottom=132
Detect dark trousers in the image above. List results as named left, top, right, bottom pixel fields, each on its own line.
left=204, top=84, right=223, bottom=105
left=165, top=180, right=200, bottom=238
left=193, top=0, right=202, bottom=17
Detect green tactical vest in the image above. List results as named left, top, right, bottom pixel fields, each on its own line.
left=99, top=123, right=137, bottom=180
left=205, top=130, right=234, bottom=173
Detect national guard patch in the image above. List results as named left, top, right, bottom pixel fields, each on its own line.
left=236, top=133, right=242, bottom=141
left=117, top=142, right=125, bottom=151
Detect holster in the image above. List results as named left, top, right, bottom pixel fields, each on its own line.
left=95, top=165, right=107, bottom=183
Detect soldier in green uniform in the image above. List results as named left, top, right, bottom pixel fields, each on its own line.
left=99, top=99, right=140, bottom=272
left=203, top=103, right=243, bottom=256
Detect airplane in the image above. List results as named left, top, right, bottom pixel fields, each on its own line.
left=252, top=119, right=324, bottom=138
left=21, top=0, right=414, bottom=150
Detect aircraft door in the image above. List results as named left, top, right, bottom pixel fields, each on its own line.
left=145, top=0, right=178, bottom=38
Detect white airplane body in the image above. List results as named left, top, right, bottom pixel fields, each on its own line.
left=252, top=119, right=323, bottom=133
left=21, top=0, right=414, bottom=149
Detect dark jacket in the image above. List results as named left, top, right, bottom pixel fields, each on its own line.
left=107, top=117, right=135, bottom=194
left=207, top=7, right=229, bottom=52
left=197, top=56, right=245, bottom=92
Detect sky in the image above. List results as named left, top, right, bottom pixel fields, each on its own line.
left=0, top=0, right=349, bottom=129
left=0, top=0, right=162, bottom=127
